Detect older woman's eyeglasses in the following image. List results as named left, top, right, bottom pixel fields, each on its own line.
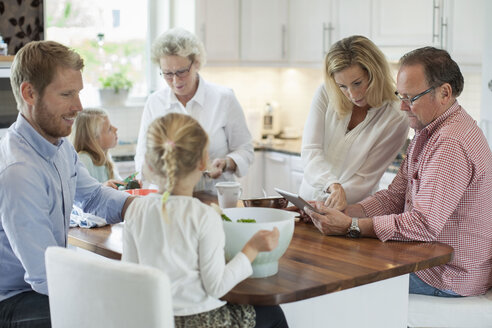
left=160, top=60, right=194, bottom=81
left=395, top=87, right=434, bottom=107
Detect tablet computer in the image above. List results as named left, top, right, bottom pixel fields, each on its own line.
left=274, top=188, right=323, bottom=214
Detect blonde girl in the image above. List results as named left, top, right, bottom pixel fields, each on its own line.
left=72, top=108, right=123, bottom=189
left=122, top=113, right=288, bottom=328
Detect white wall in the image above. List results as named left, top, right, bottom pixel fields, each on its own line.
left=480, top=1, right=492, bottom=123
left=108, top=66, right=483, bottom=145
left=200, top=66, right=482, bottom=141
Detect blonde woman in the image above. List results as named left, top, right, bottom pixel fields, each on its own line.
left=72, top=108, right=123, bottom=189
left=123, top=113, right=287, bottom=328
left=299, top=35, right=409, bottom=211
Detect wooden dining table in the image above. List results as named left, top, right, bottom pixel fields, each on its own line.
left=68, top=192, right=453, bottom=327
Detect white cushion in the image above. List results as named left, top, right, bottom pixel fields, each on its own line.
left=408, top=289, right=492, bottom=328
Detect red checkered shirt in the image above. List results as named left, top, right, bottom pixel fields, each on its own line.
left=359, top=101, right=492, bottom=296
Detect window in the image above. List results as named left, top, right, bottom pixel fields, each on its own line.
left=45, top=0, right=151, bottom=106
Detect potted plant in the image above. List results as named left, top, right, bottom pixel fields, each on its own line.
left=98, top=72, right=133, bottom=107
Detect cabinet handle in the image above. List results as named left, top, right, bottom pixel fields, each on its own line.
left=440, top=15, right=448, bottom=49
left=266, top=154, right=286, bottom=164
left=323, top=22, right=334, bottom=57
left=322, top=23, right=327, bottom=57
left=201, top=23, right=207, bottom=48
left=327, top=22, right=333, bottom=49
left=432, top=0, right=441, bottom=45
left=281, top=24, right=287, bottom=59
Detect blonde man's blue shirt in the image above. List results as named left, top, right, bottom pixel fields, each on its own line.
left=0, top=114, right=129, bottom=301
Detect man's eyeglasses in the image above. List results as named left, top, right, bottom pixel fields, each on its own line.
left=160, top=60, right=194, bottom=81
left=395, top=87, right=434, bottom=107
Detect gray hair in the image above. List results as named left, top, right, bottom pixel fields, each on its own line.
left=151, top=27, right=207, bottom=69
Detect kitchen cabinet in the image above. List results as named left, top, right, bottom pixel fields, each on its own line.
left=445, top=0, right=484, bottom=66
left=193, top=0, right=483, bottom=66
left=371, top=0, right=437, bottom=61
left=238, top=151, right=264, bottom=198
left=195, top=0, right=288, bottom=63
left=240, top=150, right=304, bottom=198
left=371, top=0, right=484, bottom=65
left=240, top=0, right=288, bottom=62
left=241, top=148, right=402, bottom=202
left=263, top=152, right=291, bottom=195
left=288, top=0, right=334, bottom=63
left=195, top=0, right=240, bottom=63
left=337, top=0, right=371, bottom=41
left=289, top=155, right=304, bottom=193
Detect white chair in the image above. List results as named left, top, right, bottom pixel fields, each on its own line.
left=408, top=288, right=492, bottom=328
left=45, top=247, right=174, bottom=328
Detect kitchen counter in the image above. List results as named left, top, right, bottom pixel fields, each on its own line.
left=112, top=137, right=406, bottom=174
left=254, top=138, right=302, bottom=156
left=111, top=138, right=303, bottom=162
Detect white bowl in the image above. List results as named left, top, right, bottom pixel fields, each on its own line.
left=222, top=207, right=296, bottom=278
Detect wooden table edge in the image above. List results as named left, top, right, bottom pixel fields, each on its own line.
left=223, top=248, right=452, bottom=305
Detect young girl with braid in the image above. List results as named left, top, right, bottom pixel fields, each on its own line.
left=122, top=113, right=289, bottom=328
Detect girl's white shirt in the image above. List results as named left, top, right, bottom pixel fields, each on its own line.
left=299, top=84, right=409, bottom=203
left=134, top=75, right=254, bottom=192
left=122, top=194, right=252, bottom=316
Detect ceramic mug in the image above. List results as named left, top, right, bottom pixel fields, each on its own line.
left=215, top=181, right=242, bottom=208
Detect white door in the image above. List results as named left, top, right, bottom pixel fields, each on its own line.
left=288, top=0, right=333, bottom=63
left=195, top=0, right=240, bottom=62
left=337, top=0, right=371, bottom=41
left=263, top=152, right=291, bottom=196
left=239, top=151, right=265, bottom=199
left=446, top=0, right=484, bottom=65
left=371, top=0, right=437, bottom=61
left=240, top=0, right=288, bottom=62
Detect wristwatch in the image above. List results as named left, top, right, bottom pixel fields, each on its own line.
left=347, top=218, right=361, bottom=238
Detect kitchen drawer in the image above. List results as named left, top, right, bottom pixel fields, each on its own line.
left=264, top=152, right=291, bottom=195
left=290, top=155, right=303, bottom=172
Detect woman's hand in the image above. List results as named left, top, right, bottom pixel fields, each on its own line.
left=104, top=179, right=125, bottom=190
left=207, top=158, right=226, bottom=179
left=324, top=183, right=347, bottom=211
left=241, top=227, right=280, bottom=262
left=207, top=157, right=237, bottom=179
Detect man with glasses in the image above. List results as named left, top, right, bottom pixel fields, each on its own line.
left=304, top=47, right=492, bottom=298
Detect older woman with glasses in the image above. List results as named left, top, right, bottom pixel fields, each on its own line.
left=135, top=27, right=254, bottom=192
left=299, top=35, right=409, bottom=212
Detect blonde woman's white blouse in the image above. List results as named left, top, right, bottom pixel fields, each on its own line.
left=122, top=194, right=252, bottom=316
left=299, top=84, right=409, bottom=204
left=134, top=75, right=254, bottom=192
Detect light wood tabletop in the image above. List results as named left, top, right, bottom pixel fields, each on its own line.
left=68, top=192, right=453, bottom=306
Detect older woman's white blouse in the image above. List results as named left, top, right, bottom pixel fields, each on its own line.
left=299, top=84, right=409, bottom=204
left=134, top=75, right=254, bottom=192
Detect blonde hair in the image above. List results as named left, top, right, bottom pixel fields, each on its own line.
left=324, top=35, right=396, bottom=117
left=10, top=40, right=84, bottom=111
left=151, top=27, right=206, bottom=70
left=72, top=108, right=115, bottom=179
left=145, top=113, right=208, bottom=221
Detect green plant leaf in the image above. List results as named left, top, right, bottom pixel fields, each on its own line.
left=98, top=72, right=133, bottom=93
